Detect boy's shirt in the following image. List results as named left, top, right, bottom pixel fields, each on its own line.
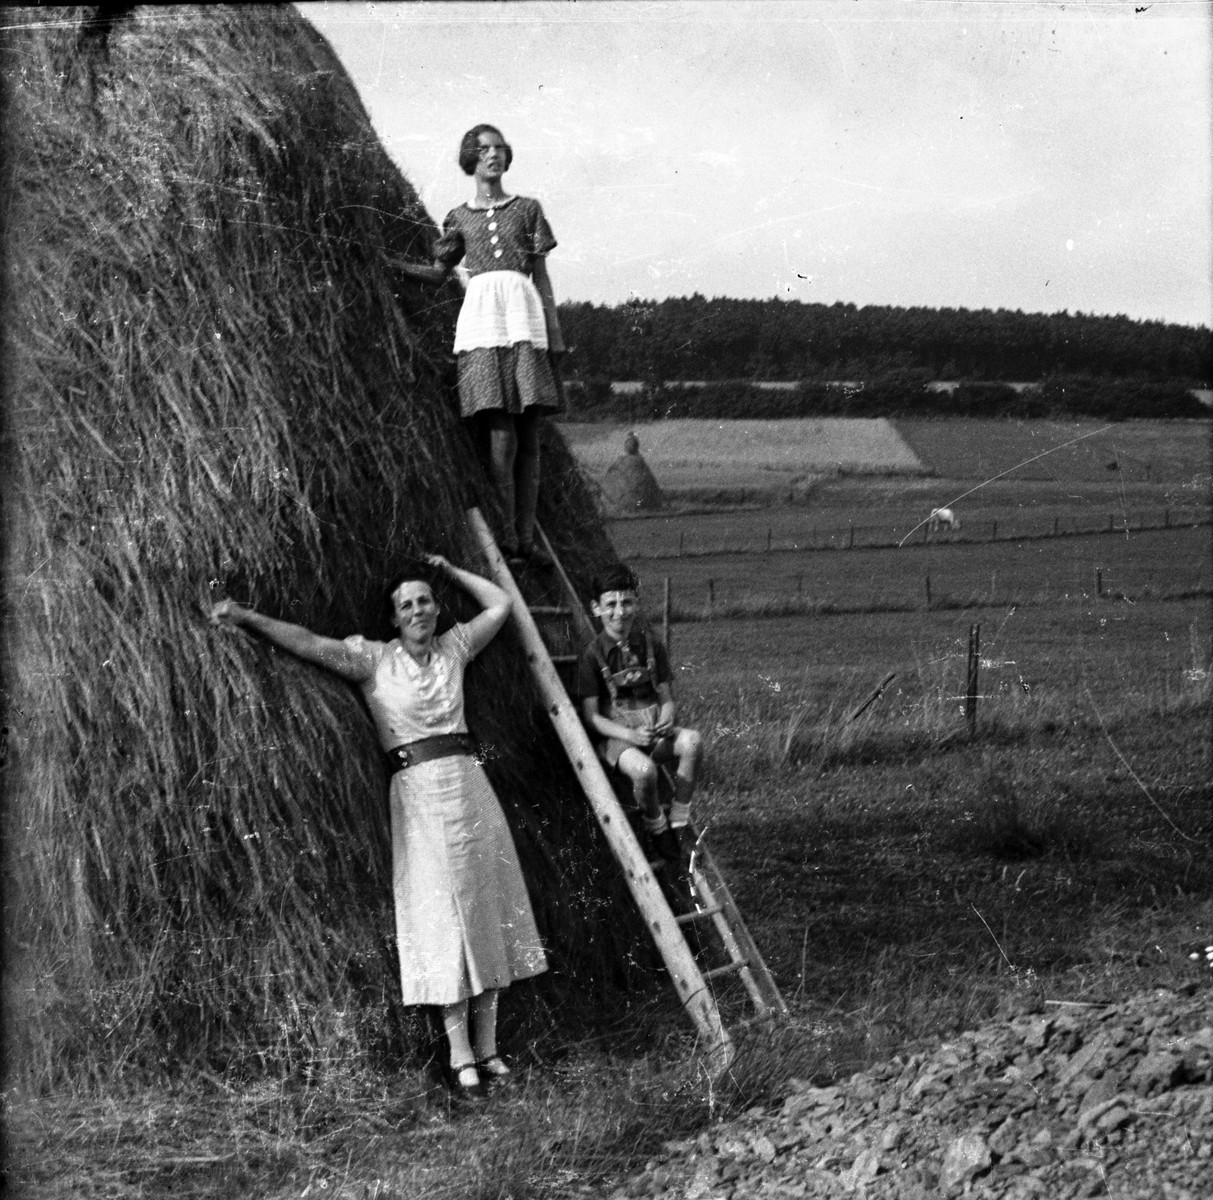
left=576, top=628, right=672, bottom=711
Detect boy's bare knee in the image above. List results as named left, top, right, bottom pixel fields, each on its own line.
left=619, top=751, right=658, bottom=786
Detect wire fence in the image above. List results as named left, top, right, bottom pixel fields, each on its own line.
left=620, top=507, right=1211, bottom=561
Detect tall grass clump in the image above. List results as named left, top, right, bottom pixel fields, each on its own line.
left=2, top=5, right=634, bottom=1090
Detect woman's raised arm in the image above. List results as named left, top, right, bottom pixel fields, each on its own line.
left=209, top=599, right=371, bottom=684
left=427, top=555, right=510, bottom=657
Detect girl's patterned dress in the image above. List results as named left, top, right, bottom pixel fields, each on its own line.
left=433, top=195, right=564, bottom=418
left=343, top=624, right=548, bottom=1006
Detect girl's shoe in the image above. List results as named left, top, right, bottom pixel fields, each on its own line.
left=519, top=542, right=554, bottom=569
left=475, top=1055, right=513, bottom=1090
left=447, top=1062, right=485, bottom=1101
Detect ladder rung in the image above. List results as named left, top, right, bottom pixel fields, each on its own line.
left=550, top=654, right=578, bottom=665
left=701, top=959, right=749, bottom=981
left=675, top=903, right=724, bottom=925
left=529, top=605, right=573, bottom=616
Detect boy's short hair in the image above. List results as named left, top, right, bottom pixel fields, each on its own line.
left=591, top=564, right=639, bottom=600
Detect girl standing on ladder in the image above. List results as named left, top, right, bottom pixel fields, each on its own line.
left=397, top=124, right=564, bottom=568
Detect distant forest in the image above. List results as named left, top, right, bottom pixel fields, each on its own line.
left=557, top=296, right=1210, bottom=385
left=555, top=296, right=1211, bottom=421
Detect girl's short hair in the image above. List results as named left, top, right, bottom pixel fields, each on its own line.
left=458, top=124, right=512, bottom=175
left=591, top=565, right=639, bottom=600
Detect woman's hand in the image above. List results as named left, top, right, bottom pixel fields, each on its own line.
left=209, top=598, right=248, bottom=627
left=425, top=553, right=452, bottom=574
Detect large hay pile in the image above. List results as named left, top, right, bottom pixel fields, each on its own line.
left=601, top=431, right=666, bottom=515
left=2, top=5, right=633, bottom=1088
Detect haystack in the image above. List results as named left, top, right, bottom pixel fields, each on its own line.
left=3, top=4, right=637, bottom=1087
left=601, top=431, right=666, bottom=514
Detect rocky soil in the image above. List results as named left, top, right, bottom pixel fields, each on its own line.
left=611, top=985, right=1212, bottom=1199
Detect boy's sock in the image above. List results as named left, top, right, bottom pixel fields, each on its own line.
left=668, top=776, right=694, bottom=828
left=643, top=812, right=670, bottom=834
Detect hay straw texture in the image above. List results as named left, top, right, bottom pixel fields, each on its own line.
left=3, top=5, right=627, bottom=1087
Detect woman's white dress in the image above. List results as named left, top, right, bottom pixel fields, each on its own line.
left=344, top=625, right=548, bottom=1005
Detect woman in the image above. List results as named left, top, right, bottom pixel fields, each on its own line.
left=396, top=124, right=564, bottom=567
left=210, top=554, right=547, bottom=1097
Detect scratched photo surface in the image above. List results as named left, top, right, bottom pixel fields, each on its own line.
left=5, top=3, right=1211, bottom=1197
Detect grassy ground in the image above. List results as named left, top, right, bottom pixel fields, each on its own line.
left=619, top=526, right=1211, bottom=612
left=9, top=420, right=1210, bottom=1197
left=8, top=600, right=1210, bottom=1199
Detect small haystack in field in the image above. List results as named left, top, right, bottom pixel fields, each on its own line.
left=601, top=430, right=666, bottom=515
left=3, top=5, right=637, bottom=1088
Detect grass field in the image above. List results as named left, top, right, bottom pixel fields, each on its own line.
left=557, top=417, right=924, bottom=496
left=618, top=525, right=1211, bottom=611
left=894, top=417, right=1212, bottom=486
left=558, top=417, right=1211, bottom=509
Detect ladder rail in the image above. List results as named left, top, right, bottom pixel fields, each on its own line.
left=690, top=836, right=788, bottom=1016
left=467, top=508, right=734, bottom=1069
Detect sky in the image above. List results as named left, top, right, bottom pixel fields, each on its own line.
left=300, top=1, right=1212, bottom=328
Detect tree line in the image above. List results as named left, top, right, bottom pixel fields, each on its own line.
left=556, top=295, right=1211, bottom=387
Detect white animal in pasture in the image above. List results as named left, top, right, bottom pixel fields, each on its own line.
left=928, top=506, right=961, bottom=533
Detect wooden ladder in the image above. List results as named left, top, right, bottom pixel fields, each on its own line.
left=467, top=508, right=786, bottom=1068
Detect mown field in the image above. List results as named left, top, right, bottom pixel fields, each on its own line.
left=559, top=417, right=1211, bottom=508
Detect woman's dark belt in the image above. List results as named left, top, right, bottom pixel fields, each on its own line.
left=385, top=733, right=475, bottom=775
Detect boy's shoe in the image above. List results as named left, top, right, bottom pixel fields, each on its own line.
left=653, top=826, right=683, bottom=864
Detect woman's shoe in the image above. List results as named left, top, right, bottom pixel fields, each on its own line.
left=475, top=1055, right=513, bottom=1090
left=447, top=1062, right=484, bottom=1101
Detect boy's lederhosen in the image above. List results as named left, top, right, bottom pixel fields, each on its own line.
left=582, top=628, right=678, bottom=769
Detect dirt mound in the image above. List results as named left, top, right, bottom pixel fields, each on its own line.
left=614, top=985, right=1212, bottom=1198
left=602, top=431, right=666, bottom=513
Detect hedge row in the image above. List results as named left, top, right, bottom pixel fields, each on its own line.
left=560, top=375, right=1208, bottom=422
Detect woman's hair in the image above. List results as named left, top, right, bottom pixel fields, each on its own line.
left=458, top=124, right=512, bottom=175
left=381, top=558, right=439, bottom=636
left=591, top=564, right=639, bottom=600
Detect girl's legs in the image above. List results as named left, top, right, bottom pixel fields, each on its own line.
left=513, top=409, right=544, bottom=555
left=483, top=412, right=519, bottom=551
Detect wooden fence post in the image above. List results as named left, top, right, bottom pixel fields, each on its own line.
left=925, top=574, right=932, bottom=608
left=766, top=527, right=772, bottom=553
left=663, top=576, right=671, bottom=652
left=1096, top=568, right=1103, bottom=597
left=707, top=578, right=715, bottom=613
left=966, top=624, right=980, bottom=738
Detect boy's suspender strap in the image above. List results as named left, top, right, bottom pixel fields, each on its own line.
left=592, top=628, right=662, bottom=709
left=643, top=628, right=659, bottom=693
left=591, top=639, right=618, bottom=704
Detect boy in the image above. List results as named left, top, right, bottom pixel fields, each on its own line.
left=576, top=565, right=703, bottom=859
